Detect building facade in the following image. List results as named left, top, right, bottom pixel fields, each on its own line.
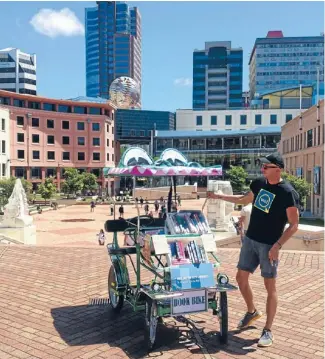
left=0, top=106, right=10, bottom=179
left=85, top=1, right=142, bottom=101
left=0, top=90, right=115, bottom=192
left=116, top=109, right=175, bottom=144
left=155, top=127, right=280, bottom=182
left=0, top=48, right=37, bottom=95
left=193, top=41, right=243, bottom=110
left=280, top=101, right=324, bottom=218
left=249, top=31, right=324, bottom=99
left=176, top=108, right=301, bottom=131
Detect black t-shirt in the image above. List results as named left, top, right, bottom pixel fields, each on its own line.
left=246, top=177, right=299, bottom=245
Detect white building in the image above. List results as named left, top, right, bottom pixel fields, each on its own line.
left=0, top=107, right=10, bottom=179
left=176, top=108, right=303, bottom=131
left=0, top=48, right=36, bottom=95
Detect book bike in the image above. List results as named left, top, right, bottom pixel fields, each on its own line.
left=104, top=148, right=237, bottom=351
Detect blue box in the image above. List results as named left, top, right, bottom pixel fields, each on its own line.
left=170, top=263, right=215, bottom=291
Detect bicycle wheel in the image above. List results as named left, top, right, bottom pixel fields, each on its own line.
left=108, top=266, right=124, bottom=313
left=144, top=299, right=158, bottom=351
left=218, top=291, right=228, bottom=344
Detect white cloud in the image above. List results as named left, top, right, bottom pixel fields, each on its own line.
left=30, top=8, right=84, bottom=38
left=173, top=78, right=192, bottom=87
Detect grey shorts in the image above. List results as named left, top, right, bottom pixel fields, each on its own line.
left=237, top=236, right=278, bottom=278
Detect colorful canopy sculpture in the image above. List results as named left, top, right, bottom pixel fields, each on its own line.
left=103, top=147, right=222, bottom=177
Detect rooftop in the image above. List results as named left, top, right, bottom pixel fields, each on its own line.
left=156, top=126, right=281, bottom=138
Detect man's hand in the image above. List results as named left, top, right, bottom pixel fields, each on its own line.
left=268, top=244, right=280, bottom=263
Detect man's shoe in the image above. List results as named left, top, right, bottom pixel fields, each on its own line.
left=258, top=328, right=274, bottom=347
left=237, top=310, right=262, bottom=329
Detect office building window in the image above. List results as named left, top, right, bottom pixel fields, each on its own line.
left=28, top=101, right=40, bottom=110
left=318, top=125, right=321, bottom=145
left=33, top=150, right=40, bottom=160
left=93, top=138, right=100, bottom=146
left=78, top=137, right=85, bottom=146
left=307, top=129, right=313, bottom=148
left=93, top=152, right=100, bottom=161
left=1, top=140, right=5, bottom=154
left=225, top=115, right=232, bottom=125
left=2, top=163, right=5, bottom=176
left=106, top=124, right=110, bottom=132
left=78, top=152, right=85, bottom=161
left=240, top=115, right=247, bottom=125
left=47, top=135, right=55, bottom=145
left=58, top=105, right=71, bottom=113
left=92, top=123, right=100, bottom=131
left=47, top=119, right=54, bottom=129
left=286, top=114, right=292, bottom=123
left=77, top=122, right=85, bottom=131
left=1, top=118, right=5, bottom=131
left=211, top=116, right=217, bottom=125
left=300, top=133, right=302, bottom=150
left=62, top=152, right=70, bottom=161
left=107, top=139, right=109, bottom=147
left=13, top=99, right=25, bottom=108
left=270, top=114, right=277, bottom=125
left=74, top=106, right=87, bottom=114
left=140, top=130, right=145, bottom=137
left=47, top=151, right=55, bottom=160
left=62, top=136, right=70, bottom=145
left=17, top=116, right=24, bottom=126
left=32, top=118, right=39, bottom=127
left=17, top=133, right=24, bottom=142
left=17, top=150, right=24, bottom=159
left=62, top=121, right=69, bottom=130
left=255, top=114, right=262, bottom=125
left=107, top=153, right=110, bottom=161
left=32, top=134, right=39, bottom=144
left=89, top=107, right=101, bottom=115
left=43, top=103, right=56, bottom=111
left=112, top=126, right=114, bottom=134
left=196, top=116, right=202, bottom=126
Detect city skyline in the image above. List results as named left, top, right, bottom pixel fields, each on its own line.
left=0, top=1, right=323, bottom=111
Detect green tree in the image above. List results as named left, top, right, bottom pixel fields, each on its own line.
left=281, top=172, right=311, bottom=205
left=226, top=165, right=248, bottom=193
left=81, top=172, right=98, bottom=193
left=37, top=177, right=57, bottom=204
left=0, top=177, right=32, bottom=207
left=61, top=168, right=83, bottom=197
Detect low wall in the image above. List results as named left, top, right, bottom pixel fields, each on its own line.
left=134, top=185, right=197, bottom=200
left=214, top=224, right=324, bottom=251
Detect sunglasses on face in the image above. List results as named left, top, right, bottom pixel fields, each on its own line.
left=262, top=164, right=279, bottom=170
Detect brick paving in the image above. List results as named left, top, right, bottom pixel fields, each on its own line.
left=0, top=244, right=323, bottom=359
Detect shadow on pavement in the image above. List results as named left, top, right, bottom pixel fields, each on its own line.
left=51, top=304, right=258, bottom=358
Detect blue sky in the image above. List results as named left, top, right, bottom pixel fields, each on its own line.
left=0, top=1, right=323, bottom=111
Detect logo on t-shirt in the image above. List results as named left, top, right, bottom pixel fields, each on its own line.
left=254, top=189, right=276, bottom=214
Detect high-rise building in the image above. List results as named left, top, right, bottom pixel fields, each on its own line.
left=193, top=41, right=243, bottom=110
left=85, top=1, right=142, bottom=102
left=0, top=48, right=37, bottom=95
left=249, top=31, right=324, bottom=99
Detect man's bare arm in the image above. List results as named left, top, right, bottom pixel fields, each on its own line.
left=277, top=207, right=299, bottom=247
left=207, top=191, right=254, bottom=206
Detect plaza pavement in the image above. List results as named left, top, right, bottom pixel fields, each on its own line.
left=0, top=200, right=323, bottom=359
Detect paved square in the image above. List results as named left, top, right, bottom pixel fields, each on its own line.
left=0, top=244, right=323, bottom=359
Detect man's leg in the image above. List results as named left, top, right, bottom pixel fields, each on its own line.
left=236, top=236, right=262, bottom=329
left=264, top=278, right=277, bottom=330
left=236, top=269, right=255, bottom=313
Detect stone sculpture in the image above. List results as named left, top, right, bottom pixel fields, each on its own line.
left=1, top=179, right=33, bottom=228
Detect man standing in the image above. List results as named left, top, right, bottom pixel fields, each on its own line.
left=208, top=153, right=299, bottom=347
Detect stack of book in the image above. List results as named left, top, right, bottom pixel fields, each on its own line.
left=169, top=240, right=207, bottom=265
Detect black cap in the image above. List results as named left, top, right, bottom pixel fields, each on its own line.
left=259, top=153, right=284, bottom=169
